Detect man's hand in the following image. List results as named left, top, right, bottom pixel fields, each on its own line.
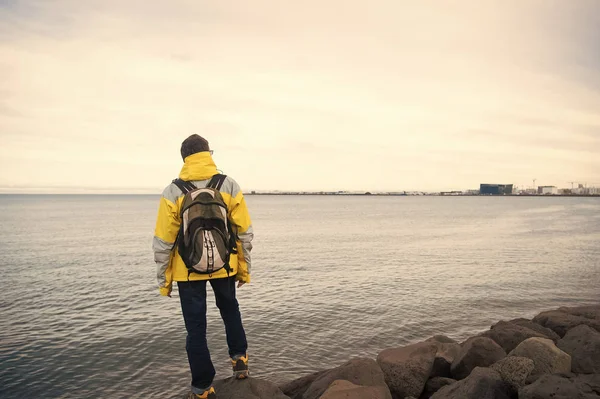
left=237, top=281, right=246, bottom=289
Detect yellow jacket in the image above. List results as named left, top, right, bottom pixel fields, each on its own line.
left=152, top=152, right=254, bottom=296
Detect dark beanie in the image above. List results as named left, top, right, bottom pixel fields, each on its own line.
left=181, top=134, right=210, bottom=160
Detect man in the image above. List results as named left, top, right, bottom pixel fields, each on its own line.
left=153, top=134, right=254, bottom=399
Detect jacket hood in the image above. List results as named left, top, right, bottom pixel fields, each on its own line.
left=179, top=152, right=219, bottom=181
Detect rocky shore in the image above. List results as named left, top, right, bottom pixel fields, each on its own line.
left=199, top=305, right=600, bottom=399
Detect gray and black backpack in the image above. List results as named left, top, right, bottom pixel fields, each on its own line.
left=172, top=174, right=237, bottom=278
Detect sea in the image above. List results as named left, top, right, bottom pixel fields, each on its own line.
left=0, top=195, right=599, bottom=398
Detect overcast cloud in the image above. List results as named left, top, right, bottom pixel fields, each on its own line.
left=1, top=0, right=599, bottom=193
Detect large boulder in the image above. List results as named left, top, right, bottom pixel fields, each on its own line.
left=490, top=356, right=534, bottom=393
left=450, top=337, right=506, bottom=380
left=508, top=337, right=571, bottom=377
left=481, top=321, right=549, bottom=353
left=300, top=358, right=387, bottom=399
left=507, top=318, right=560, bottom=342
left=518, top=373, right=600, bottom=399
left=558, top=324, right=600, bottom=374
left=426, top=335, right=461, bottom=378
left=533, top=306, right=600, bottom=338
left=279, top=370, right=327, bottom=399
left=430, top=367, right=512, bottom=399
left=421, top=377, right=456, bottom=399
left=377, top=341, right=438, bottom=399
left=213, top=377, right=290, bottom=399
left=319, top=380, right=392, bottom=399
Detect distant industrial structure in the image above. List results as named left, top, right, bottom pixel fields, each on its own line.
left=245, top=182, right=600, bottom=196
left=470, top=182, right=599, bottom=196
left=538, top=186, right=559, bottom=195
left=568, top=184, right=600, bottom=196
left=479, top=184, right=514, bottom=195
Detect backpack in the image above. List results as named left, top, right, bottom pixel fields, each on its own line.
left=172, top=174, right=237, bottom=277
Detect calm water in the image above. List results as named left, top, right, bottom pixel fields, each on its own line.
left=1, top=195, right=599, bottom=398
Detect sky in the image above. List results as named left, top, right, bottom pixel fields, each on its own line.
left=1, top=0, right=600, bottom=193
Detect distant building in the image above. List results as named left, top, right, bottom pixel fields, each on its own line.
left=538, top=186, right=558, bottom=195
left=480, top=184, right=514, bottom=195
left=574, top=186, right=599, bottom=195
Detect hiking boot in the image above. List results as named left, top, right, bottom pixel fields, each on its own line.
left=187, top=387, right=216, bottom=399
left=231, top=354, right=249, bottom=379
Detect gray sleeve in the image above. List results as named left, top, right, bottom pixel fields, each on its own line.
left=152, top=183, right=181, bottom=289
left=238, top=225, right=254, bottom=274
left=153, top=235, right=172, bottom=288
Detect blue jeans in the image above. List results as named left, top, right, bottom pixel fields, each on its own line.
left=178, top=277, right=248, bottom=392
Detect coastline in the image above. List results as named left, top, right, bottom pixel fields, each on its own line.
left=245, top=192, right=600, bottom=198
left=202, top=305, right=600, bottom=399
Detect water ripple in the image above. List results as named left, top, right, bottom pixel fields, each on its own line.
left=0, top=195, right=599, bottom=398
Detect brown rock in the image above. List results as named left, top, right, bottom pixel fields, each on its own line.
left=481, top=320, right=549, bottom=353
left=426, top=335, right=461, bottom=378
left=450, top=337, right=506, bottom=380
left=507, top=318, right=560, bottom=342
left=518, top=373, right=600, bottom=399
left=320, top=380, right=392, bottom=399
left=533, top=307, right=600, bottom=338
left=377, top=341, right=438, bottom=399
left=279, top=370, right=327, bottom=399
left=430, top=367, right=512, bottom=399
left=490, top=356, right=534, bottom=393
left=558, top=324, right=600, bottom=374
left=575, top=374, right=600, bottom=396
left=561, top=306, right=600, bottom=322
left=301, top=358, right=387, bottom=399
left=213, top=377, right=290, bottom=399
left=421, top=377, right=456, bottom=399
left=508, top=337, right=571, bottom=376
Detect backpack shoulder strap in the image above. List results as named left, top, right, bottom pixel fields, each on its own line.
left=207, top=174, right=227, bottom=191
left=172, top=178, right=197, bottom=194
